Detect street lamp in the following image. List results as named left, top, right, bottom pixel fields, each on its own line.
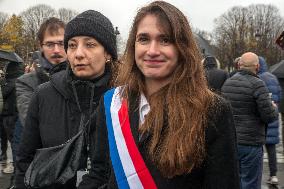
left=114, top=27, right=121, bottom=55
left=254, top=29, right=261, bottom=54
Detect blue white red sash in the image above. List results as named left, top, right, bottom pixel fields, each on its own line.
left=104, top=88, right=157, bottom=189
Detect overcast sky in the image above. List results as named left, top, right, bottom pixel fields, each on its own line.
left=0, top=0, right=283, bottom=39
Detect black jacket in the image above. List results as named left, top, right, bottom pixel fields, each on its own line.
left=277, top=78, right=284, bottom=113
left=79, top=91, right=240, bottom=189
left=15, top=66, right=111, bottom=189
left=204, top=58, right=229, bottom=94
left=1, top=61, right=24, bottom=116
left=221, top=69, right=277, bottom=146
left=16, top=61, right=67, bottom=126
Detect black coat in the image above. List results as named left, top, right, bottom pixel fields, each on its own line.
left=79, top=91, right=240, bottom=189
left=15, top=66, right=111, bottom=189
left=16, top=61, right=67, bottom=126
left=204, top=64, right=229, bottom=94
left=1, top=61, right=24, bottom=116
left=221, top=69, right=278, bottom=146
left=277, top=78, right=284, bottom=113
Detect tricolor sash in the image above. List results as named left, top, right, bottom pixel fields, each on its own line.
left=104, top=88, right=157, bottom=189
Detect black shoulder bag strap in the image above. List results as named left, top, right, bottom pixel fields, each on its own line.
left=71, top=81, right=95, bottom=171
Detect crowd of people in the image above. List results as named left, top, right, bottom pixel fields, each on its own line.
left=0, top=1, right=283, bottom=189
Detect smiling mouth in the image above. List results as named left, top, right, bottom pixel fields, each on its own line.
left=144, top=59, right=164, bottom=64
left=144, top=59, right=163, bottom=61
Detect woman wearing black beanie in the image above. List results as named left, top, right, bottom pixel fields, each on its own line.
left=15, top=10, right=117, bottom=189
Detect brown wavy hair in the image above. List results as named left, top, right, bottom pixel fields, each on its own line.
left=116, top=1, right=215, bottom=178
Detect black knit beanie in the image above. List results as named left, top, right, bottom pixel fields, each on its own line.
left=64, top=10, right=117, bottom=60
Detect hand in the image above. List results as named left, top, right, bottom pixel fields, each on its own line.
left=24, top=64, right=35, bottom=73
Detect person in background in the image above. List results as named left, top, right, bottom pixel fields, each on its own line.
left=257, top=56, right=282, bottom=185
left=1, top=61, right=24, bottom=171
left=11, top=18, right=67, bottom=189
left=0, top=60, right=24, bottom=189
left=0, top=66, right=6, bottom=163
left=16, top=17, right=67, bottom=127
left=279, top=80, right=284, bottom=155
left=79, top=1, right=239, bottom=189
left=222, top=52, right=277, bottom=189
left=202, top=55, right=229, bottom=94
left=229, top=57, right=240, bottom=77
left=0, top=69, right=3, bottom=163
left=15, top=10, right=117, bottom=189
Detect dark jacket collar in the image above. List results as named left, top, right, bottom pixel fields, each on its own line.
left=237, top=69, right=259, bottom=78
left=35, top=61, right=67, bottom=84
left=66, top=63, right=111, bottom=88
left=39, top=56, right=55, bottom=71
left=50, top=64, right=111, bottom=104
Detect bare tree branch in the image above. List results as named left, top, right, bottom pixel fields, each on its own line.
left=57, top=8, right=78, bottom=23
left=213, top=4, right=284, bottom=69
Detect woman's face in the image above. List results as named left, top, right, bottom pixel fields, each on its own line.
left=135, top=14, right=178, bottom=86
left=67, top=36, right=111, bottom=79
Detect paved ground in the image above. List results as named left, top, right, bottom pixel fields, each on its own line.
left=0, top=124, right=283, bottom=189
left=262, top=154, right=284, bottom=189
left=0, top=143, right=13, bottom=189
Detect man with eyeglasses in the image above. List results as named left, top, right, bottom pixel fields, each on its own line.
left=5, top=18, right=67, bottom=189
left=16, top=17, right=67, bottom=128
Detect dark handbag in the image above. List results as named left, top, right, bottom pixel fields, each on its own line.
left=24, top=115, right=88, bottom=188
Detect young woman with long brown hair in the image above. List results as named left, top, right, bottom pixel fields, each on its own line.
left=79, top=1, right=239, bottom=189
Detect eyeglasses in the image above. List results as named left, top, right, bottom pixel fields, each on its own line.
left=42, top=41, right=64, bottom=49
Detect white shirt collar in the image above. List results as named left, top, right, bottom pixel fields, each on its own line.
left=139, top=93, right=150, bottom=124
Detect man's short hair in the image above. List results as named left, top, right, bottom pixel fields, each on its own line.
left=37, top=17, right=65, bottom=45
